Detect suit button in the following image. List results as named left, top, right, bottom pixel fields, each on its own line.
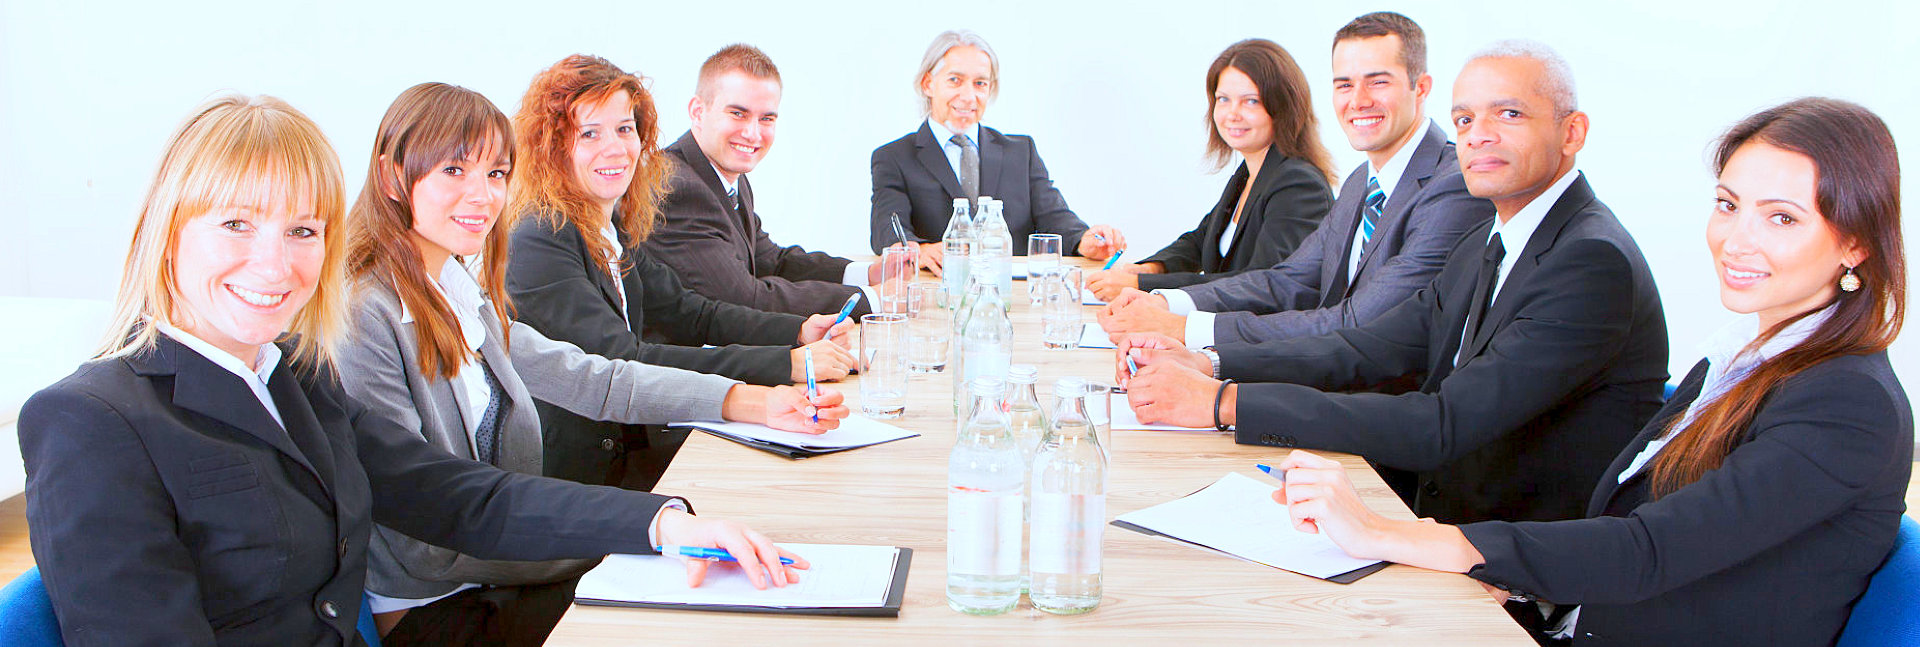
left=320, top=600, right=339, bottom=618
left=1279, top=435, right=1296, bottom=447
left=338, top=539, right=349, bottom=557
left=601, top=438, right=617, bottom=451
left=1422, top=481, right=1441, bottom=497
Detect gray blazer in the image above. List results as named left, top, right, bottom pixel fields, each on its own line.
left=338, top=278, right=739, bottom=599
left=1181, top=123, right=1494, bottom=344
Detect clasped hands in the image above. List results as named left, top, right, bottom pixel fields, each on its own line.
left=1112, top=332, right=1227, bottom=428
left=1095, top=288, right=1186, bottom=341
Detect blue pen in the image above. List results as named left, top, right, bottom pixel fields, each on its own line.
left=1101, top=249, right=1125, bottom=271
left=804, top=347, right=819, bottom=423
left=657, top=545, right=797, bottom=566
left=1256, top=463, right=1288, bottom=485
left=831, top=292, right=863, bottom=327
left=1125, top=354, right=1140, bottom=377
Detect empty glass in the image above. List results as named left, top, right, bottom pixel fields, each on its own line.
left=907, top=282, right=937, bottom=319
left=879, top=245, right=917, bottom=314
left=1026, top=233, right=1063, bottom=303
left=1040, top=267, right=1084, bottom=349
left=859, top=313, right=909, bottom=418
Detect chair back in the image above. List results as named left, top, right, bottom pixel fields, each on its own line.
left=1838, top=515, right=1920, bottom=647
left=0, top=567, right=62, bottom=646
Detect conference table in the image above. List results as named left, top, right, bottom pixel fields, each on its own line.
left=549, top=258, right=1534, bottom=645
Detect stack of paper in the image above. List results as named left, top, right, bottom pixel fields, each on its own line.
left=671, top=416, right=919, bottom=459
left=1113, top=472, right=1387, bottom=582
left=576, top=543, right=912, bottom=616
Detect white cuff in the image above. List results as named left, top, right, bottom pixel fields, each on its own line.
left=843, top=262, right=873, bottom=286
left=858, top=285, right=879, bottom=312
left=647, top=497, right=692, bottom=549
left=1153, top=288, right=1197, bottom=315
left=1185, top=311, right=1217, bottom=348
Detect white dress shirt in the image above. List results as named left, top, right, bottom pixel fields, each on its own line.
left=157, top=322, right=285, bottom=430
left=1453, top=168, right=1582, bottom=363
left=596, top=223, right=632, bottom=328
left=1349, top=128, right=1421, bottom=279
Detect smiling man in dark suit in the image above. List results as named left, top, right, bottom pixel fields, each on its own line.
left=869, top=29, right=1126, bottom=271
left=1123, top=40, right=1669, bottom=525
left=641, top=44, right=884, bottom=317
left=1099, top=12, right=1494, bottom=348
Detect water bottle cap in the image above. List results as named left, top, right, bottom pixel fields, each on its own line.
left=968, top=375, right=1007, bottom=394
left=1052, top=377, right=1087, bottom=397
left=952, top=198, right=969, bottom=207
left=1008, top=365, right=1038, bottom=383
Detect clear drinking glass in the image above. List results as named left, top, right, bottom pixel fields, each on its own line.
left=906, top=281, right=936, bottom=319
left=1082, top=382, right=1114, bottom=458
left=910, top=296, right=950, bottom=373
left=1026, top=233, right=1063, bottom=302
left=879, top=245, right=916, bottom=314
left=1041, top=267, right=1084, bottom=349
left=859, top=313, right=909, bottom=418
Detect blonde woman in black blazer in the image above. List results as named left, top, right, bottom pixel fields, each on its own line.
left=20, top=94, right=809, bottom=646
left=1088, top=39, right=1334, bottom=300
left=1265, top=99, right=1910, bottom=645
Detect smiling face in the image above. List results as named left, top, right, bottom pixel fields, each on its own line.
left=922, top=45, right=994, bottom=132
left=1331, top=35, right=1430, bottom=166
left=170, top=199, right=326, bottom=364
left=569, top=90, right=642, bottom=216
left=690, top=71, right=780, bottom=183
left=1708, top=141, right=1866, bottom=330
left=408, top=140, right=510, bottom=270
left=1211, top=66, right=1273, bottom=157
left=1450, top=56, right=1586, bottom=217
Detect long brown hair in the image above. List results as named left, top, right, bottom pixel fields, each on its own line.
left=505, top=54, right=669, bottom=276
left=1204, top=39, right=1335, bottom=184
left=347, top=83, right=515, bottom=381
left=1651, top=98, right=1905, bottom=496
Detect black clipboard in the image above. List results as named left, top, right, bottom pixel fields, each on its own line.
left=1110, top=520, right=1388, bottom=584
left=675, top=425, right=918, bottom=460
left=574, top=547, right=913, bottom=617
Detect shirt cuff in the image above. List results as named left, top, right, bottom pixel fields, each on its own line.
left=843, top=262, right=873, bottom=286
left=647, top=497, right=692, bottom=549
left=1185, top=311, right=1217, bottom=348
left=858, top=285, right=879, bottom=310
left=1153, top=288, right=1198, bottom=315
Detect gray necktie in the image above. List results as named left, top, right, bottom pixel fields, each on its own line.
left=473, top=361, right=506, bottom=465
left=951, top=133, right=979, bottom=202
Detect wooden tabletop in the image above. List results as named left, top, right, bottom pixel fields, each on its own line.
left=549, top=258, right=1534, bottom=645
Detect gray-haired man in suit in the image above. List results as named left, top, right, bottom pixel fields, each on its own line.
left=1099, top=12, right=1494, bottom=347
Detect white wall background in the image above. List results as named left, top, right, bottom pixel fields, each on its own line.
left=3, top=0, right=1916, bottom=387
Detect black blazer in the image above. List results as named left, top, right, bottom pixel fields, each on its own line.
left=506, top=212, right=804, bottom=484
left=19, top=336, right=672, bottom=646
left=1136, top=148, right=1331, bottom=291
left=1224, top=174, right=1670, bottom=523
left=1461, top=353, right=1912, bottom=646
left=870, top=122, right=1090, bottom=254
left=642, top=131, right=866, bottom=317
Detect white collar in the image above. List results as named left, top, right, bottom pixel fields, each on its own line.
left=928, top=118, right=981, bottom=149
left=1366, top=119, right=1429, bottom=200
left=709, top=162, right=739, bottom=197
left=397, top=257, right=487, bottom=353
left=1487, top=168, right=1582, bottom=252
left=1699, top=304, right=1835, bottom=383
left=157, top=320, right=282, bottom=385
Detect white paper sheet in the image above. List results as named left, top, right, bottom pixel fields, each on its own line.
left=1078, top=322, right=1116, bottom=349
left=673, top=415, right=918, bottom=450
left=1115, top=473, right=1381, bottom=580
left=576, top=543, right=900, bottom=609
left=1096, top=393, right=1221, bottom=432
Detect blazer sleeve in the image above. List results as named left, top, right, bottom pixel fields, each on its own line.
left=1136, top=213, right=1213, bottom=275
left=870, top=146, right=922, bottom=253
left=646, top=173, right=860, bottom=317
left=21, top=386, right=220, bottom=646
left=1209, top=171, right=1490, bottom=344
left=506, top=217, right=797, bottom=387
left=506, top=320, right=737, bottom=424
left=1024, top=139, right=1092, bottom=254
left=1228, top=238, right=1647, bottom=471
left=1179, top=218, right=1333, bottom=316
left=1141, top=162, right=1332, bottom=290
left=1459, top=366, right=1909, bottom=605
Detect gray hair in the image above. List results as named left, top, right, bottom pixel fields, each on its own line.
left=1468, top=39, right=1577, bottom=118
left=915, top=30, right=1000, bottom=114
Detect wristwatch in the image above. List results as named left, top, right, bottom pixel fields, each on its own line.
left=1197, top=346, right=1221, bottom=379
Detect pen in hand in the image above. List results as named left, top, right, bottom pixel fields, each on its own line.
left=1101, top=249, right=1125, bottom=271
left=890, top=212, right=911, bottom=248
left=832, top=292, right=862, bottom=328
left=1256, top=463, right=1288, bottom=485
left=657, top=544, right=798, bottom=566
left=804, top=347, right=820, bottom=423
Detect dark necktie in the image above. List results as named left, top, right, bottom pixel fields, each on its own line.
left=1457, top=233, right=1506, bottom=366
left=1359, top=176, right=1385, bottom=252
left=473, top=361, right=506, bottom=465
left=951, top=133, right=979, bottom=202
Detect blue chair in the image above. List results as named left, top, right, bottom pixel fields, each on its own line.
left=0, top=567, right=61, bottom=646
left=1838, top=514, right=1920, bottom=647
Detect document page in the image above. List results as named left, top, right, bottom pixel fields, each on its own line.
left=674, top=415, right=918, bottom=450
left=1115, top=472, right=1382, bottom=580
left=1098, top=393, right=1223, bottom=433
left=576, top=543, right=901, bottom=609
left=1078, top=322, right=1117, bottom=349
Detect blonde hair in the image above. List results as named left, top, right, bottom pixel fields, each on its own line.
left=99, top=93, right=349, bottom=370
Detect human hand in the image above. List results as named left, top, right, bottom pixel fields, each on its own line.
left=1114, top=333, right=1209, bottom=386
left=798, top=314, right=855, bottom=347
left=764, top=384, right=847, bottom=434
left=1077, top=225, right=1126, bottom=260
left=1123, top=359, right=1223, bottom=427
left=1098, top=293, right=1185, bottom=340
left=790, top=340, right=854, bottom=382
left=918, top=242, right=945, bottom=276
left=1266, top=450, right=1391, bottom=559
left=1105, top=287, right=1167, bottom=311
left=869, top=244, right=920, bottom=285
left=1084, top=269, right=1139, bottom=301
left=655, top=508, right=811, bottom=589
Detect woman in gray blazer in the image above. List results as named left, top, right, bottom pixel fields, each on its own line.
left=335, top=83, right=846, bottom=645
left=1262, top=99, right=1910, bottom=645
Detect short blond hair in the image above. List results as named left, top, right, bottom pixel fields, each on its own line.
left=100, top=93, right=349, bottom=370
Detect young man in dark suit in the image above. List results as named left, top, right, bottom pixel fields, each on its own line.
left=1122, top=41, right=1669, bottom=525
left=1099, top=12, right=1495, bottom=348
left=642, top=44, right=886, bottom=317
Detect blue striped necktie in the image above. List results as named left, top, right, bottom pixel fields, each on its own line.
left=1360, top=176, right=1385, bottom=250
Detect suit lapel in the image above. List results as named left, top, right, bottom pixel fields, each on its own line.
left=266, top=360, right=338, bottom=504
left=671, top=131, right=757, bottom=269
left=1205, top=162, right=1251, bottom=272
left=913, top=123, right=966, bottom=200
left=1353, top=124, right=1448, bottom=285
left=1460, top=174, right=1595, bottom=361
left=150, top=337, right=329, bottom=496
left=977, top=127, right=1006, bottom=199
left=584, top=219, right=627, bottom=315
left=1319, top=165, right=1371, bottom=306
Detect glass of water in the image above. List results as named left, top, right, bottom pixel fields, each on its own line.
left=859, top=313, right=909, bottom=418
left=1040, top=267, right=1083, bottom=349
left=906, top=281, right=936, bottom=319
left=909, top=298, right=950, bottom=373
left=879, top=246, right=916, bottom=314
left=1026, top=233, right=1062, bottom=302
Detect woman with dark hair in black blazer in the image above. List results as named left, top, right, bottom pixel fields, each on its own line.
left=19, top=94, right=807, bottom=646
left=1086, top=39, right=1334, bottom=301
left=1265, top=98, right=1910, bottom=645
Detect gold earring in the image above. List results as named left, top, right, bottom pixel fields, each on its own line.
left=1840, top=266, right=1862, bottom=293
